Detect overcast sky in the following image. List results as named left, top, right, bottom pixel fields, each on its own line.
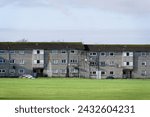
left=0, top=0, right=150, bottom=44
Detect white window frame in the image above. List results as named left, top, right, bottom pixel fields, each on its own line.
left=90, top=71, right=96, bottom=75
left=123, top=52, right=133, bottom=57
left=141, top=70, right=147, bottom=76
left=100, top=52, right=106, bottom=56
left=60, top=69, right=66, bottom=73
left=100, top=61, right=105, bottom=66
left=71, top=68, right=78, bottom=73
left=0, top=59, right=6, bottom=64
left=89, top=52, right=97, bottom=56
left=53, top=69, right=59, bottom=73
left=0, top=50, right=5, bottom=54
left=110, top=71, right=114, bottom=75
left=51, top=50, right=58, bottom=54
left=123, top=62, right=133, bottom=66
left=70, top=59, right=78, bottom=64
left=19, top=59, right=25, bottom=64
left=70, top=50, right=75, bottom=54
left=61, top=50, right=67, bottom=54
left=61, top=59, right=67, bottom=64
left=101, top=71, right=106, bottom=75
left=90, top=61, right=97, bottom=66
left=10, top=59, right=15, bottom=64
left=109, top=61, right=115, bottom=66
left=18, top=69, right=25, bottom=74
left=0, top=69, right=6, bottom=73
left=9, top=50, right=15, bottom=54
left=19, top=51, right=24, bottom=54
left=52, top=59, right=59, bottom=64
left=141, top=52, right=146, bottom=56
left=109, top=52, right=115, bottom=56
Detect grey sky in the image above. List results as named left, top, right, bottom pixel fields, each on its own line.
left=0, top=0, right=150, bottom=44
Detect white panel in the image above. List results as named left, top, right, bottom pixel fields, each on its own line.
left=33, top=60, right=37, bottom=64
left=130, top=62, right=133, bottom=66
left=40, top=60, right=44, bottom=64
left=123, top=62, right=126, bottom=66
left=33, top=50, right=37, bottom=54
left=123, top=52, right=126, bottom=56
left=129, top=52, right=133, bottom=56
left=40, top=50, right=44, bottom=54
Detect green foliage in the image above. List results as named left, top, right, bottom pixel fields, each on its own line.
left=0, top=78, right=149, bottom=100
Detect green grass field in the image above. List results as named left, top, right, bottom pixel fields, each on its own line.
left=0, top=78, right=150, bottom=100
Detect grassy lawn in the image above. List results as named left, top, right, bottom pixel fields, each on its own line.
left=0, top=78, right=150, bottom=100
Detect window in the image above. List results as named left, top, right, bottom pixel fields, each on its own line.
left=142, top=62, right=146, bottom=66
left=20, top=60, right=24, bottom=64
left=70, top=50, right=75, bottom=54
left=61, top=59, right=67, bottom=64
left=109, top=61, right=115, bottom=66
left=89, top=52, right=97, bottom=56
left=51, top=50, right=58, bottom=54
left=33, top=50, right=44, bottom=54
left=33, top=60, right=44, bottom=64
left=10, top=59, right=15, bottom=64
left=100, top=61, right=105, bottom=66
left=123, top=52, right=133, bottom=56
left=60, top=69, right=66, bottom=73
left=141, top=70, right=146, bottom=76
left=0, top=59, right=6, bottom=64
left=90, top=61, right=97, bottom=66
left=61, top=50, right=66, bottom=54
left=9, top=50, right=15, bottom=54
left=141, top=52, right=146, bottom=56
left=19, top=51, right=24, bottom=54
left=126, top=62, right=130, bottom=66
left=110, top=71, right=114, bottom=75
left=109, top=52, right=114, bottom=56
left=0, top=69, right=6, bottom=73
left=71, top=69, right=78, bottom=73
left=18, top=69, right=25, bottom=74
left=0, top=50, right=5, bottom=54
left=90, top=71, right=96, bottom=75
left=123, top=62, right=133, bottom=66
left=100, top=52, right=106, bottom=56
left=52, top=59, right=59, bottom=64
left=37, top=60, right=40, bottom=63
left=9, top=69, right=15, bottom=74
left=70, top=59, right=78, bottom=63
left=101, top=71, right=106, bottom=75
left=53, top=69, right=58, bottom=73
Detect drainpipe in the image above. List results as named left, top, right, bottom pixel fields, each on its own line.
left=66, top=46, right=70, bottom=77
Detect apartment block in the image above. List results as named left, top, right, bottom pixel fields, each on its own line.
left=0, top=42, right=150, bottom=78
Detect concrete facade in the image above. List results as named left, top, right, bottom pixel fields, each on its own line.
left=0, top=42, right=150, bottom=78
